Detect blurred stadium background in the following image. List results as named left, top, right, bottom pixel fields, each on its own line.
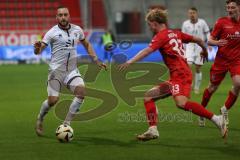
left=1, top=1, right=240, bottom=160
left=0, top=0, right=226, bottom=64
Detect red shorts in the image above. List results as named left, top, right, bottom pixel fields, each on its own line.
left=210, top=60, right=240, bottom=85
left=158, top=69, right=192, bottom=98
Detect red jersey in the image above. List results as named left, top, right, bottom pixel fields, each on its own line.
left=149, top=29, right=193, bottom=74
left=211, top=17, right=240, bottom=62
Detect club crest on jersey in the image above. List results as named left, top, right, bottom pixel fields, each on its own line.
left=58, top=34, right=62, bottom=38
left=74, top=33, right=78, bottom=38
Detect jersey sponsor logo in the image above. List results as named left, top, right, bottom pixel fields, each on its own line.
left=224, top=26, right=233, bottom=29
left=226, top=31, right=240, bottom=39
left=171, top=84, right=180, bottom=95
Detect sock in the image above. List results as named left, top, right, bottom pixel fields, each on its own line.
left=210, top=115, right=219, bottom=125
left=201, top=88, right=213, bottom=107
left=144, top=99, right=158, bottom=126
left=38, top=100, right=51, bottom=121
left=64, top=97, right=84, bottom=125
left=194, top=72, right=202, bottom=90
left=224, top=91, right=238, bottom=110
left=184, top=101, right=213, bottom=119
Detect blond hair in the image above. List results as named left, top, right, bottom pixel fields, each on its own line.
left=145, top=8, right=168, bottom=24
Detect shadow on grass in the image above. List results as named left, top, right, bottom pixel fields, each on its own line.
left=70, top=136, right=138, bottom=148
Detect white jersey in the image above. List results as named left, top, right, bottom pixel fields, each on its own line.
left=181, top=19, right=210, bottom=56
left=42, top=24, right=85, bottom=71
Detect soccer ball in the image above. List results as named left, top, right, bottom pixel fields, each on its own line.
left=55, top=124, right=74, bottom=142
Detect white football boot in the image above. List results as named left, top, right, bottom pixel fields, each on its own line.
left=220, top=106, right=229, bottom=128
left=35, top=119, right=44, bottom=136
left=137, top=126, right=159, bottom=141
left=213, top=115, right=228, bottom=139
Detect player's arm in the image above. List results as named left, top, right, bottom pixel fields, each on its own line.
left=34, top=41, right=47, bottom=55
left=118, top=47, right=153, bottom=71
left=207, top=35, right=228, bottom=47
left=81, top=39, right=107, bottom=70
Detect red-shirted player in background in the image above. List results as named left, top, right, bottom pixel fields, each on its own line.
left=201, top=0, right=240, bottom=127
left=119, top=8, right=227, bottom=141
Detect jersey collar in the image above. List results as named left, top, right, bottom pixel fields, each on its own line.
left=58, top=23, right=71, bottom=31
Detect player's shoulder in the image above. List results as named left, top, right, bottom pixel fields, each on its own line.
left=216, top=17, right=229, bottom=23
left=182, top=20, right=191, bottom=25
left=70, top=24, right=83, bottom=31
left=198, top=18, right=207, bottom=24
left=46, top=25, right=59, bottom=33
left=43, top=25, right=58, bottom=36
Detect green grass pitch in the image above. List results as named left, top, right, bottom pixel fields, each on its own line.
left=0, top=63, right=239, bottom=160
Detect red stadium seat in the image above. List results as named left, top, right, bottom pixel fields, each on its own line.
left=0, top=0, right=82, bottom=31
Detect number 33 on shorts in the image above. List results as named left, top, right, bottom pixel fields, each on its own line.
left=171, top=84, right=180, bottom=95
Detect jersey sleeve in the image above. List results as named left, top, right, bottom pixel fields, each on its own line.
left=181, top=21, right=187, bottom=34
left=78, top=27, right=85, bottom=41
left=179, top=32, right=193, bottom=43
left=202, top=20, right=210, bottom=40
left=42, top=30, right=52, bottom=46
left=211, top=19, right=222, bottom=39
left=148, top=34, right=164, bottom=51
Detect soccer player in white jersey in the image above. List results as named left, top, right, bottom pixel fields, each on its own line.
left=182, top=7, right=210, bottom=94
left=182, top=7, right=210, bottom=126
left=33, top=6, right=106, bottom=136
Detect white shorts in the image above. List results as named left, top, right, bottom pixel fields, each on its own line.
left=47, top=68, right=84, bottom=96
left=185, top=48, right=203, bottom=65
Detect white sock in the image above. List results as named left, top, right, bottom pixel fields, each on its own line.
left=210, top=115, right=219, bottom=125
left=194, top=72, right=202, bottom=90
left=221, top=105, right=227, bottom=112
left=38, top=100, right=51, bottom=121
left=64, top=97, right=83, bottom=125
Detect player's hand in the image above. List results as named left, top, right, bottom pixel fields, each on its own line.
left=33, top=41, right=42, bottom=55
left=200, top=50, right=208, bottom=63
left=95, top=60, right=107, bottom=71
left=118, top=62, right=131, bottom=71
left=217, top=39, right=228, bottom=46
left=34, top=41, right=41, bottom=49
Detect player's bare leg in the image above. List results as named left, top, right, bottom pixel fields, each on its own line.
left=137, top=84, right=171, bottom=141
left=221, top=75, right=240, bottom=127
left=36, top=96, right=59, bottom=136
left=174, top=96, right=228, bottom=139
left=200, top=83, right=219, bottom=127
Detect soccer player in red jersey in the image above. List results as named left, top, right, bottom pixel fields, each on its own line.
left=119, top=9, right=228, bottom=141
left=201, top=0, right=240, bottom=127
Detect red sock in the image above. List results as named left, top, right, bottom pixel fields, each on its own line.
left=184, top=101, right=213, bottom=119
left=201, top=89, right=213, bottom=107
left=144, top=99, right=158, bottom=126
left=225, top=91, right=238, bottom=110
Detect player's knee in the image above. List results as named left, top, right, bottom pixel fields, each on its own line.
left=175, top=99, right=187, bottom=109
left=208, top=84, right=218, bottom=93
left=48, top=97, right=59, bottom=107
left=144, top=92, right=153, bottom=102
left=233, top=83, right=240, bottom=94
left=74, top=85, right=85, bottom=99
left=233, top=81, right=240, bottom=89
left=175, top=102, right=185, bottom=109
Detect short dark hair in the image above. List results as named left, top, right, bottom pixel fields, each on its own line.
left=226, top=0, right=240, bottom=5
left=57, top=6, right=69, bottom=10
left=189, top=7, right=198, bottom=12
